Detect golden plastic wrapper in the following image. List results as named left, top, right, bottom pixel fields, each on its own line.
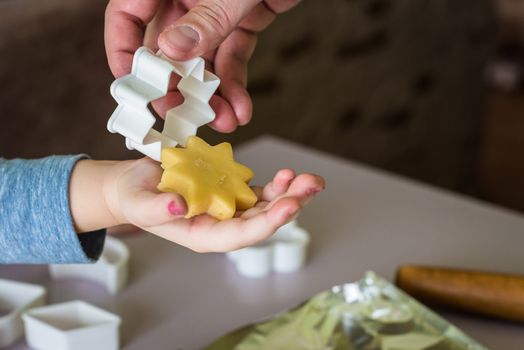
left=205, top=272, right=487, bottom=350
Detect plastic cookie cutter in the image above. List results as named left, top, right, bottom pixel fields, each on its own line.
left=226, top=220, right=310, bottom=278
left=22, top=300, right=121, bottom=350
left=0, top=279, right=46, bottom=348
left=49, top=236, right=129, bottom=294
left=108, top=46, right=220, bottom=161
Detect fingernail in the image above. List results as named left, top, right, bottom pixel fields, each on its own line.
left=165, top=26, right=199, bottom=52
left=168, top=201, right=186, bottom=216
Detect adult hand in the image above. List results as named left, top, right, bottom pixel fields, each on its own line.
left=105, top=0, right=301, bottom=132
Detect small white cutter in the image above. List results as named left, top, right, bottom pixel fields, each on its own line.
left=108, top=47, right=220, bottom=161
left=22, top=300, right=121, bottom=350
left=0, top=279, right=46, bottom=347
left=49, top=236, right=129, bottom=294
left=227, top=220, right=310, bottom=278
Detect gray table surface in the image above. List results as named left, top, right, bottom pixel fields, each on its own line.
left=2, top=135, right=524, bottom=349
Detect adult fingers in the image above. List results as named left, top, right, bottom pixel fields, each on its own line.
left=214, top=29, right=257, bottom=126
left=238, top=2, right=276, bottom=32
left=144, top=0, right=195, bottom=50
left=105, top=0, right=162, bottom=77
left=158, top=0, right=260, bottom=61
left=207, top=95, right=239, bottom=132
left=150, top=90, right=185, bottom=119
left=149, top=87, right=238, bottom=133
left=264, top=0, right=303, bottom=14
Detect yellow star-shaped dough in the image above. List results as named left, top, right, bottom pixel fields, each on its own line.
left=157, top=136, right=258, bottom=220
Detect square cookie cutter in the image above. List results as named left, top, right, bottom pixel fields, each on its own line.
left=49, top=236, right=129, bottom=294
left=108, top=47, right=220, bottom=161
left=23, top=300, right=121, bottom=350
left=226, top=220, right=310, bottom=278
left=0, top=279, right=46, bottom=347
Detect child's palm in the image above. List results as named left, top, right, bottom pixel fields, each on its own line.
left=111, top=158, right=324, bottom=252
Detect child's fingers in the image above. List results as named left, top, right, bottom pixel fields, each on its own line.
left=148, top=197, right=300, bottom=253
left=191, top=196, right=299, bottom=252
left=238, top=200, right=269, bottom=219
left=244, top=173, right=325, bottom=218
left=128, top=190, right=187, bottom=227
left=261, top=174, right=325, bottom=213
left=261, top=169, right=295, bottom=201
left=229, top=196, right=300, bottom=249
left=286, top=174, right=324, bottom=197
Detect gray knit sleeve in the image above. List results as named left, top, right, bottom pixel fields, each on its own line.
left=0, top=156, right=106, bottom=263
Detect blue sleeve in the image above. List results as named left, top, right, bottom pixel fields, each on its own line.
left=0, top=156, right=106, bottom=264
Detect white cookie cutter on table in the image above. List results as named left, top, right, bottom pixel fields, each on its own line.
left=22, top=300, right=121, bottom=350
left=108, top=46, right=220, bottom=161
left=227, top=220, right=310, bottom=278
left=0, top=279, right=46, bottom=347
left=49, top=236, right=129, bottom=294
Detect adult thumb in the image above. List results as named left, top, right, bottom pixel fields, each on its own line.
left=158, top=0, right=260, bottom=60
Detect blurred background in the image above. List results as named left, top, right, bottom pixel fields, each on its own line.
left=0, top=0, right=523, bottom=212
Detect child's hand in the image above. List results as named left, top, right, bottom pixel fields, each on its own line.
left=103, top=158, right=324, bottom=253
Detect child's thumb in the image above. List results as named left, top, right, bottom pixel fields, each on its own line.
left=130, top=191, right=187, bottom=227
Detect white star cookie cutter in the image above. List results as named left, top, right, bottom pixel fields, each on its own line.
left=0, top=279, right=46, bottom=348
left=108, top=47, right=220, bottom=161
left=49, top=236, right=129, bottom=295
left=23, top=300, right=121, bottom=350
left=226, top=220, right=310, bottom=278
